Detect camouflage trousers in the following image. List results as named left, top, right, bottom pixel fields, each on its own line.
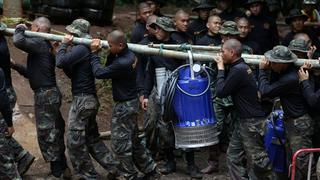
left=206, top=97, right=237, bottom=167
left=67, top=94, right=118, bottom=179
left=284, top=114, right=316, bottom=180
left=0, top=118, right=23, bottom=180
left=111, top=98, right=156, bottom=180
left=227, top=118, right=275, bottom=180
left=34, top=87, right=66, bottom=162
left=0, top=87, right=26, bottom=180
left=143, top=89, right=161, bottom=154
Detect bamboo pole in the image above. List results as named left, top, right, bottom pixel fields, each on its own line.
left=2, top=27, right=320, bottom=68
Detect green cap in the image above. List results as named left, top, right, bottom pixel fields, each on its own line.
left=219, top=21, right=240, bottom=35
left=288, top=39, right=310, bottom=53
left=66, top=19, right=90, bottom=38
left=264, top=45, right=298, bottom=63
left=303, top=0, right=317, bottom=4
left=150, top=17, right=175, bottom=32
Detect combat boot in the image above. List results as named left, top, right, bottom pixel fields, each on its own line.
left=187, top=165, right=203, bottom=179
left=17, top=151, right=35, bottom=176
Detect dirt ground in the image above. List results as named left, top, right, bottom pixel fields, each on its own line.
left=7, top=4, right=291, bottom=180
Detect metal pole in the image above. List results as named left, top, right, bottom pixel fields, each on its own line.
left=307, top=153, right=313, bottom=180
left=188, top=50, right=195, bottom=79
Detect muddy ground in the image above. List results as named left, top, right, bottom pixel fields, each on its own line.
left=8, top=4, right=291, bottom=180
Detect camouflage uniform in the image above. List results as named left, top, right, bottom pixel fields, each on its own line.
left=285, top=114, right=315, bottom=179
left=227, top=118, right=274, bottom=180
left=111, top=98, right=156, bottom=179
left=4, top=87, right=29, bottom=163
left=143, top=88, right=161, bottom=155
left=34, top=87, right=66, bottom=162
left=0, top=120, right=21, bottom=180
left=67, top=94, right=118, bottom=179
left=0, top=86, right=31, bottom=180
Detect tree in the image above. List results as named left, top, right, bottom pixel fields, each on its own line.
left=3, top=0, right=23, bottom=17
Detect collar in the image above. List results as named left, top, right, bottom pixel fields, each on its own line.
left=111, top=46, right=129, bottom=57
left=229, top=57, right=244, bottom=67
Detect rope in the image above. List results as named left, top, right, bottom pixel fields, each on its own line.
left=159, top=43, right=164, bottom=55
left=178, top=43, right=192, bottom=52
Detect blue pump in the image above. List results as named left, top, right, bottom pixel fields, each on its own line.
left=264, top=110, right=287, bottom=173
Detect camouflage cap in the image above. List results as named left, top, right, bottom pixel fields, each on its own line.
left=150, top=17, right=176, bottom=32
left=219, top=21, right=240, bottom=35
left=264, top=45, right=298, bottom=63
left=66, top=19, right=90, bottom=38
left=303, top=0, right=317, bottom=4
left=288, top=39, right=310, bottom=53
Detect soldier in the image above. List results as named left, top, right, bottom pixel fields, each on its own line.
left=0, top=29, right=35, bottom=177
left=217, top=0, right=246, bottom=22
left=130, top=2, right=153, bottom=43
left=187, top=0, right=214, bottom=43
left=12, top=17, right=70, bottom=179
left=196, top=15, right=222, bottom=46
left=89, top=30, right=160, bottom=180
left=136, top=15, right=159, bottom=155
left=0, top=68, right=24, bottom=179
left=171, top=10, right=192, bottom=44
left=298, top=59, right=320, bottom=180
left=216, top=38, right=274, bottom=180
left=143, top=0, right=165, bottom=17
left=137, top=15, right=158, bottom=102
left=301, top=0, right=320, bottom=28
left=142, top=16, right=202, bottom=178
left=283, top=9, right=320, bottom=50
left=245, top=0, right=279, bottom=53
left=259, top=45, right=316, bottom=179
left=55, top=19, right=118, bottom=179
left=236, top=17, right=262, bottom=54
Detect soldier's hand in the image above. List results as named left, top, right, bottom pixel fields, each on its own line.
left=91, top=39, right=101, bottom=53
left=16, top=24, right=28, bottom=30
left=301, top=60, right=313, bottom=70
left=6, top=127, right=15, bottom=137
left=298, top=67, right=309, bottom=82
left=62, top=34, right=73, bottom=45
left=139, top=95, right=144, bottom=104
left=142, top=99, right=148, bottom=110
left=307, top=45, right=316, bottom=59
left=259, top=57, right=270, bottom=69
left=216, top=53, right=224, bottom=70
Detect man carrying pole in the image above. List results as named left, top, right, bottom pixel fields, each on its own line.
left=55, top=19, right=119, bottom=180
left=12, top=17, right=70, bottom=180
